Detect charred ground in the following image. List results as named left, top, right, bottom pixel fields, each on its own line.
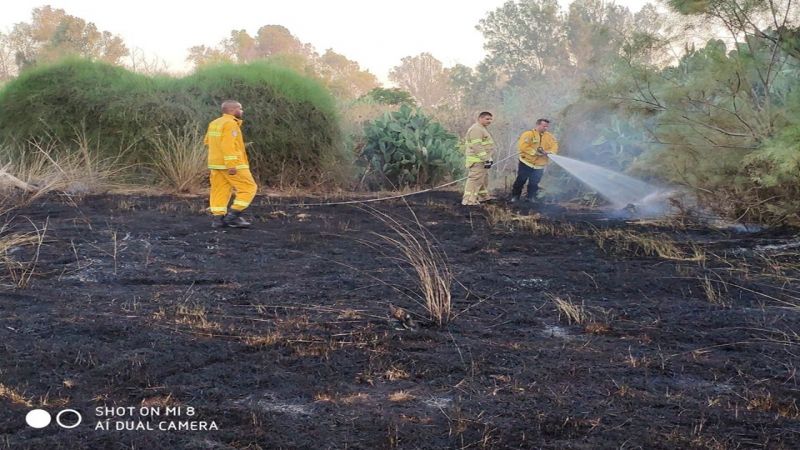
left=1, top=192, right=798, bottom=449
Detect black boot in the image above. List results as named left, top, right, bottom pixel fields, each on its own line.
left=211, top=215, right=227, bottom=228
left=222, top=210, right=251, bottom=228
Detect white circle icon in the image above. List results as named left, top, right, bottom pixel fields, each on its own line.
left=56, top=409, right=82, bottom=429
left=26, top=409, right=51, bottom=428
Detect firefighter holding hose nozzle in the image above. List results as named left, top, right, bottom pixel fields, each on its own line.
left=510, top=118, right=558, bottom=204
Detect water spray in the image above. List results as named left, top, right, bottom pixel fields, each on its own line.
left=547, top=154, right=674, bottom=217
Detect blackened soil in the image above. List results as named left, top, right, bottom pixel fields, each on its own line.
left=1, top=192, right=799, bottom=449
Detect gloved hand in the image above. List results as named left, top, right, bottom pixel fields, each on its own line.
left=535, top=147, right=546, bottom=156
left=483, top=160, right=494, bottom=169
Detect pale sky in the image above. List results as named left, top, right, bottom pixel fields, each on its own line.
left=4, top=0, right=650, bottom=83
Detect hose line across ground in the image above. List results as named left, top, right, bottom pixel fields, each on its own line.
left=281, top=153, right=517, bottom=207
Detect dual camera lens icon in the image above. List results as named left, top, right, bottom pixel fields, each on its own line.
left=26, top=409, right=82, bottom=429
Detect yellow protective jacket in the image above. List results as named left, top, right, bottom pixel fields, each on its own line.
left=464, top=123, right=495, bottom=168
left=518, top=130, right=558, bottom=168
left=205, top=114, right=249, bottom=170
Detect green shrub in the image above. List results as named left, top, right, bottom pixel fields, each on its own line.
left=361, top=105, right=462, bottom=189
left=0, top=58, right=346, bottom=186
left=743, top=122, right=800, bottom=224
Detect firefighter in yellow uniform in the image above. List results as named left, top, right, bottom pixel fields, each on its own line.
left=511, top=118, right=558, bottom=203
left=205, top=100, right=257, bottom=228
left=462, top=111, right=496, bottom=206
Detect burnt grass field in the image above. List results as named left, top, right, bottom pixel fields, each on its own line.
left=1, top=191, right=799, bottom=449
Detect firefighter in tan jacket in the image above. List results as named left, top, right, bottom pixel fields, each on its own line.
left=462, top=112, right=496, bottom=206
left=205, top=100, right=258, bottom=228
left=511, top=118, right=558, bottom=203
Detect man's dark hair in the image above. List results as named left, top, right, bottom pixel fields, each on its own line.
left=536, top=118, right=550, bottom=125
left=478, top=111, right=493, bottom=119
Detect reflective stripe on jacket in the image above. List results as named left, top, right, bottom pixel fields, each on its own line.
left=464, top=123, right=495, bottom=168
left=518, top=130, right=558, bottom=168
left=204, top=114, right=249, bottom=170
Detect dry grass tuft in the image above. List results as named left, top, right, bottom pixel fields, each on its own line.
left=0, top=230, right=40, bottom=256
left=337, top=308, right=361, bottom=320
left=593, top=229, right=705, bottom=262
left=1, top=218, right=48, bottom=289
left=147, top=125, right=207, bottom=193
left=1, top=132, right=131, bottom=209
left=314, top=392, right=336, bottom=403
left=626, top=348, right=651, bottom=368
left=0, top=383, right=32, bottom=407
left=366, top=207, right=453, bottom=327
left=384, top=367, right=410, bottom=381
left=242, top=332, right=282, bottom=347
left=291, top=340, right=333, bottom=358
left=699, top=275, right=729, bottom=307
left=388, top=390, right=415, bottom=403
left=746, top=391, right=800, bottom=419
left=519, top=218, right=577, bottom=236
left=484, top=205, right=577, bottom=237
left=153, top=304, right=222, bottom=333
left=550, top=294, right=587, bottom=325
left=32, top=132, right=131, bottom=193
left=314, top=392, right=370, bottom=405
left=483, top=205, right=517, bottom=228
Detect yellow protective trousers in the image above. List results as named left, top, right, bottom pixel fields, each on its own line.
left=462, top=163, right=490, bottom=205
left=209, top=169, right=258, bottom=216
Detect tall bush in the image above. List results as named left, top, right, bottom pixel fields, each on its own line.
left=0, top=58, right=347, bottom=186
left=0, top=58, right=156, bottom=156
